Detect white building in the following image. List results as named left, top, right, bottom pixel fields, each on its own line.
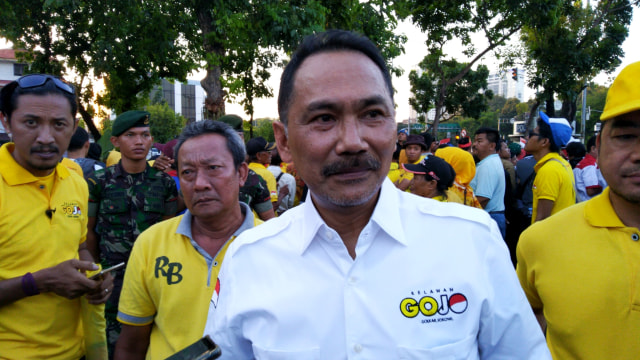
left=0, top=49, right=27, bottom=134
left=149, top=79, right=206, bottom=123
left=486, top=68, right=525, bottom=102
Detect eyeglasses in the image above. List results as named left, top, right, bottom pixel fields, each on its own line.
left=15, top=74, right=75, bottom=94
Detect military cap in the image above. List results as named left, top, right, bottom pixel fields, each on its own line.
left=246, top=136, right=276, bottom=156
left=112, top=110, right=151, bottom=137
left=218, top=114, right=244, bottom=132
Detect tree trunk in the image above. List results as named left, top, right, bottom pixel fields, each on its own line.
left=78, top=102, right=101, bottom=140
left=545, top=92, right=555, bottom=117
left=197, top=5, right=225, bottom=121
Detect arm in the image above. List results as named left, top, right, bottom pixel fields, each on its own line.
left=257, top=208, right=276, bottom=221
left=534, top=199, right=555, bottom=222
left=114, top=324, right=152, bottom=360
left=476, top=196, right=489, bottom=209
left=586, top=187, right=602, bottom=197
left=395, top=178, right=411, bottom=191
left=86, top=216, right=100, bottom=261
left=0, top=259, right=99, bottom=307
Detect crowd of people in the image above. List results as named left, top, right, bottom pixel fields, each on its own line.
left=0, top=29, right=638, bottom=360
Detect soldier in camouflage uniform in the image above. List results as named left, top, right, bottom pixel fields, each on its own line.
left=86, top=110, right=178, bottom=358
left=218, top=114, right=276, bottom=221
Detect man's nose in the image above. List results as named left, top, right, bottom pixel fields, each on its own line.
left=36, top=125, right=55, bottom=144
left=335, top=117, right=368, bottom=154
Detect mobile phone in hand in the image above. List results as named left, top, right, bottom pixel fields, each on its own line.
left=89, top=262, right=125, bottom=280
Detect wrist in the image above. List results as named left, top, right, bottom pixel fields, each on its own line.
left=21, top=272, right=40, bottom=296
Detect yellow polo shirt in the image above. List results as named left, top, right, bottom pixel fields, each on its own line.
left=61, top=157, right=84, bottom=177
left=531, top=152, right=575, bottom=222
left=0, top=143, right=88, bottom=360
left=248, top=162, right=278, bottom=203
left=117, top=208, right=262, bottom=359
left=517, top=188, right=640, bottom=360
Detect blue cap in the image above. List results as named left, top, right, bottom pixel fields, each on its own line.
left=398, top=128, right=409, bottom=135
left=539, top=112, right=572, bottom=147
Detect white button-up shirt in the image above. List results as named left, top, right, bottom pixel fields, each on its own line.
left=204, top=179, right=550, bottom=359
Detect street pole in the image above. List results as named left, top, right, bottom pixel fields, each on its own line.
left=581, top=83, right=587, bottom=141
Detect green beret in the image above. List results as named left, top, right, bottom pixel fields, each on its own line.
left=112, top=110, right=151, bottom=137
left=218, top=114, right=244, bottom=132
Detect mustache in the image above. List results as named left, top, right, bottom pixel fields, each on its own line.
left=621, top=167, right=640, bottom=177
left=321, top=155, right=381, bottom=177
left=31, top=145, right=59, bottom=154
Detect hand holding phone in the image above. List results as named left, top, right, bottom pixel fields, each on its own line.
left=89, top=262, right=125, bottom=280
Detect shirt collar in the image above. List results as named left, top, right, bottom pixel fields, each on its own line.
left=584, top=187, right=626, bottom=228
left=534, top=152, right=565, bottom=172
left=477, top=153, right=499, bottom=165
left=176, top=202, right=256, bottom=240
left=0, top=143, right=70, bottom=185
left=298, top=178, right=408, bottom=255
left=113, top=160, right=151, bottom=178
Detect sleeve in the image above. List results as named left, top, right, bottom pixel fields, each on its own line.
left=582, top=165, right=601, bottom=189
left=86, top=171, right=103, bottom=217
left=266, top=175, right=278, bottom=203
left=471, top=165, right=496, bottom=200
left=533, top=164, right=562, bottom=202
left=477, top=224, right=551, bottom=359
left=515, top=228, right=544, bottom=310
left=251, top=175, right=273, bottom=214
left=163, top=175, right=179, bottom=215
left=117, top=234, right=156, bottom=326
left=204, top=248, right=255, bottom=360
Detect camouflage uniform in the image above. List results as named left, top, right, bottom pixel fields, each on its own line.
left=239, top=169, right=272, bottom=214
left=87, top=161, right=178, bottom=357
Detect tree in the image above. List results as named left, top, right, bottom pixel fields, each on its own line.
left=398, top=0, right=559, bottom=134
left=576, top=83, right=608, bottom=140
left=514, top=0, right=637, bottom=122
left=252, top=118, right=277, bottom=142
left=409, top=60, right=494, bottom=129
left=0, top=0, right=198, bottom=139
left=146, top=103, right=187, bottom=144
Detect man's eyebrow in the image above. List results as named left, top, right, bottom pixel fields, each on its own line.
left=306, top=100, right=341, bottom=113
left=358, top=95, right=390, bottom=109
left=610, top=118, right=640, bottom=129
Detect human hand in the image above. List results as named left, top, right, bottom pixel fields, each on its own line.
left=279, top=184, right=290, bottom=198
left=153, top=155, right=174, bottom=172
left=86, top=272, right=114, bottom=305
left=35, top=259, right=100, bottom=299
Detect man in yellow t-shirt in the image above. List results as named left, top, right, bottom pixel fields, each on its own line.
left=115, top=120, right=262, bottom=359
left=0, top=74, right=112, bottom=359
left=517, top=61, right=640, bottom=360
left=523, top=111, right=575, bottom=223
left=246, top=136, right=281, bottom=210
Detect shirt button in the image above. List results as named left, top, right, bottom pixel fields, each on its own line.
left=354, top=344, right=363, bottom=353
left=632, top=234, right=639, bottom=241
left=213, top=261, right=219, bottom=266
left=326, top=232, right=334, bottom=240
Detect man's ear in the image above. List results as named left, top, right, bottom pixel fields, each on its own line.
left=0, top=113, right=10, bottom=135
left=110, top=136, right=120, bottom=148
left=237, top=162, right=249, bottom=187
left=273, top=121, right=292, bottom=163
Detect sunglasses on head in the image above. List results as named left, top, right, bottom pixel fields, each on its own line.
left=14, top=74, right=75, bottom=94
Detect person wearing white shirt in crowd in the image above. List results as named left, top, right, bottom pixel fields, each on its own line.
left=204, top=29, right=550, bottom=360
left=267, top=148, right=295, bottom=214
left=574, top=135, right=607, bottom=202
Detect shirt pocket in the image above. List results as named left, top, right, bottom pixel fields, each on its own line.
left=143, top=196, right=165, bottom=214
left=102, top=191, right=129, bottom=214
left=397, top=334, right=477, bottom=360
left=252, top=344, right=320, bottom=360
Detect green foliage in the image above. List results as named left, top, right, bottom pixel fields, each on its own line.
left=252, top=118, right=276, bottom=142
left=145, top=103, right=187, bottom=144
left=501, top=98, right=520, bottom=119
left=513, top=0, right=635, bottom=120
left=399, top=0, right=559, bottom=134
left=409, top=59, right=493, bottom=132
left=488, top=95, right=508, bottom=112
left=457, top=111, right=499, bottom=139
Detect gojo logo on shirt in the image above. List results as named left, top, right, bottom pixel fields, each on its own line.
left=400, top=293, right=468, bottom=319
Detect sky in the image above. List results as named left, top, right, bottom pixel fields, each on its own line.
left=220, top=6, right=640, bottom=122
left=2, top=6, right=638, bottom=122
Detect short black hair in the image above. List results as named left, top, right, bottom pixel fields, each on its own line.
left=475, top=127, right=500, bottom=152
left=0, top=76, right=77, bottom=122
left=420, top=132, right=434, bottom=149
left=68, top=127, right=89, bottom=152
left=586, top=135, right=597, bottom=151
left=278, top=30, right=393, bottom=125
left=537, top=119, right=559, bottom=152
left=565, top=141, right=586, bottom=159
left=174, top=120, right=246, bottom=171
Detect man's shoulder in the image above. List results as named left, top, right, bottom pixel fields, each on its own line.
left=400, top=192, right=495, bottom=230
left=521, top=202, right=587, bottom=243
left=136, top=215, right=183, bottom=246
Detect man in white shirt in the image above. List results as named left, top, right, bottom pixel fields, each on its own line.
left=204, top=29, right=549, bottom=359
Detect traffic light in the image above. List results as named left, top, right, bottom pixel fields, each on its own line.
left=511, top=68, right=518, bottom=81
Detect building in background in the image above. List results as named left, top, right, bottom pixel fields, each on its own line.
left=487, top=68, right=525, bottom=102
left=149, top=79, right=206, bottom=123
left=0, top=49, right=27, bottom=136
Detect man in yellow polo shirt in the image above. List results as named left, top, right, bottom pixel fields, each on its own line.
left=517, top=61, right=640, bottom=359
left=0, top=74, right=112, bottom=359
left=114, top=120, right=262, bottom=359
left=246, top=136, right=280, bottom=210
left=523, top=111, right=575, bottom=223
